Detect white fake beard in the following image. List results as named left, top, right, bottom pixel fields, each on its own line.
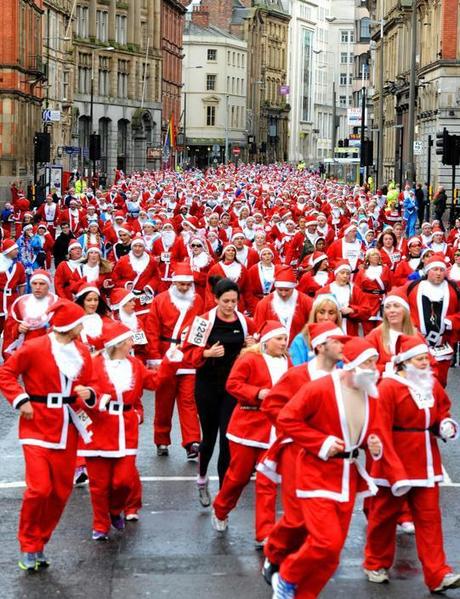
left=352, top=367, right=379, bottom=397
left=405, top=364, right=434, bottom=397
left=82, top=313, right=103, bottom=338
left=119, top=309, right=138, bottom=331
left=272, top=291, right=296, bottom=325
left=162, top=231, right=176, bottom=248
left=168, top=285, right=195, bottom=312
left=24, top=295, right=50, bottom=319
left=181, top=231, right=192, bottom=244
left=0, top=254, right=13, bottom=273
left=49, top=332, right=84, bottom=381
left=103, top=354, right=133, bottom=397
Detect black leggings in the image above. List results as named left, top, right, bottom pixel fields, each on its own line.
left=195, top=378, right=236, bottom=487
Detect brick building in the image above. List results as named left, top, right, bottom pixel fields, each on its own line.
left=161, top=0, right=189, bottom=149
left=0, top=0, right=46, bottom=201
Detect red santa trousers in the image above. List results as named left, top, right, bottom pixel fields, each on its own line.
left=279, top=469, right=358, bottom=599
left=364, top=486, right=452, bottom=590
left=213, top=442, right=277, bottom=541
left=265, top=444, right=306, bottom=566
left=154, top=374, right=201, bottom=447
left=125, top=465, right=142, bottom=516
left=19, top=427, right=78, bottom=552
left=436, top=360, right=450, bottom=388
left=85, top=455, right=137, bottom=533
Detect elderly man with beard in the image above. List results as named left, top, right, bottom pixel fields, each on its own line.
left=254, top=266, right=312, bottom=345
left=0, top=299, right=94, bottom=571
left=3, top=269, right=57, bottom=360
left=152, top=221, right=187, bottom=292
left=272, top=339, right=385, bottom=599
left=145, top=263, right=203, bottom=458
left=364, top=334, right=460, bottom=593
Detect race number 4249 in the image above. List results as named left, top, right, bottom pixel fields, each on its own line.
left=187, top=316, right=212, bottom=347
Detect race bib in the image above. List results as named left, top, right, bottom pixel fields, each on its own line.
left=75, top=409, right=92, bottom=431
left=161, top=252, right=171, bottom=263
left=429, top=343, right=453, bottom=359
left=138, top=293, right=153, bottom=306
left=187, top=316, right=212, bottom=347
left=409, top=389, right=435, bottom=410
left=133, top=330, right=148, bottom=345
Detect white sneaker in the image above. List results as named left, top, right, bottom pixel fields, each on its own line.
left=398, top=521, right=415, bottom=534
left=364, top=568, right=390, bottom=583
left=433, top=572, right=460, bottom=592
left=211, top=509, right=228, bottom=532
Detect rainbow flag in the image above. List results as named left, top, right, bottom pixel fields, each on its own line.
left=169, top=113, right=176, bottom=149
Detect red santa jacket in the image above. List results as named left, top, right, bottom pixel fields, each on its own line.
left=225, top=351, right=290, bottom=449
left=244, top=263, right=280, bottom=315
left=318, top=282, right=371, bottom=336
left=353, top=265, right=392, bottom=319
left=54, top=260, right=81, bottom=300
left=298, top=270, right=334, bottom=297
left=36, top=202, right=60, bottom=230
left=205, top=261, right=248, bottom=311
left=112, top=252, right=159, bottom=310
left=3, top=292, right=57, bottom=358
left=144, top=287, right=203, bottom=372
left=59, top=208, right=87, bottom=235
left=392, top=257, right=422, bottom=287
left=0, top=260, right=26, bottom=316
left=254, top=290, right=313, bottom=344
left=0, top=333, right=94, bottom=449
left=370, top=373, right=455, bottom=495
left=277, top=371, right=380, bottom=502
left=78, top=354, right=174, bottom=457
left=405, top=278, right=460, bottom=353
left=327, top=238, right=363, bottom=272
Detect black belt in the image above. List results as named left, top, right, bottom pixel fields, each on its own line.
left=29, top=395, right=76, bottom=405
left=363, top=289, right=386, bottom=295
left=240, top=406, right=260, bottom=411
left=122, top=404, right=132, bottom=412
left=332, top=448, right=359, bottom=459
left=160, top=335, right=180, bottom=343
left=393, top=425, right=434, bottom=433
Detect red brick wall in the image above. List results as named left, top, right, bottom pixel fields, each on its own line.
left=441, top=0, right=459, bottom=59
left=204, top=0, right=233, bottom=32
left=161, top=0, right=186, bottom=128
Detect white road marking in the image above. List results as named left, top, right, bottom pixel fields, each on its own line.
left=442, top=465, right=453, bottom=483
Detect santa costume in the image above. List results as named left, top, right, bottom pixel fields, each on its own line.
left=0, top=239, right=26, bottom=333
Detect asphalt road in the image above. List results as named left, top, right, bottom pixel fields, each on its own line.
left=1, top=368, right=460, bottom=599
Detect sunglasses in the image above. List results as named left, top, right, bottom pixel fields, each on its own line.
left=191, top=244, right=203, bottom=248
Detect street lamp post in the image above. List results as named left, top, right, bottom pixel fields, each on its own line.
left=377, top=15, right=385, bottom=189
left=182, top=65, right=203, bottom=167
left=406, top=0, right=418, bottom=185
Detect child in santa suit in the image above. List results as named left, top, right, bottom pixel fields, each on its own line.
left=211, top=320, right=290, bottom=545
left=259, top=321, right=350, bottom=585
left=0, top=299, right=95, bottom=571
left=363, top=334, right=460, bottom=593
left=272, top=338, right=385, bottom=599
left=110, top=287, right=150, bottom=364
left=79, top=321, right=179, bottom=539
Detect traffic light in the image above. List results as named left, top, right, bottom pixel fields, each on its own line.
left=34, top=132, right=50, bottom=163
left=361, top=139, right=374, bottom=167
left=89, top=133, right=101, bottom=161
left=436, top=128, right=451, bottom=164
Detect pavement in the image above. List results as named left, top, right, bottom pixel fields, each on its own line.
left=2, top=368, right=460, bottom=599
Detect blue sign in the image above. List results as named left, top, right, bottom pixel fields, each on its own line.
left=64, top=146, right=80, bottom=155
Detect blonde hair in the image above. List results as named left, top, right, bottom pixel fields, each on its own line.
left=300, top=298, right=342, bottom=341
left=381, top=308, right=416, bottom=352
left=81, top=254, right=113, bottom=274
left=364, top=249, right=382, bottom=267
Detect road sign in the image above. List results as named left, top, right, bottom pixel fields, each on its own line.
left=42, top=109, right=61, bottom=122
left=347, top=108, right=362, bottom=127
left=232, top=147, right=241, bottom=155
left=413, top=140, right=424, bottom=155
left=147, top=147, right=162, bottom=161
left=63, top=146, right=80, bottom=155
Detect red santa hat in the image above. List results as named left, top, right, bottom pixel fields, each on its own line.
left=114, top=211, right=125, bottom=221
left=341, top=223, right=358, bottom=236
left=75, top=281, right=100, bottom=299
left=407, top=236, right=422, bottom=247
left=47, top=299, right=86, bottom=332
left=308, top=321, right=350, bottom=350
left=394, top=334, right=429, bottom=364
left=183, top=217, right=198, bottom=231
left=257, top=320, right=288, bottom=344
left=171, top=262, right=194, bottom=283
left=310, top=251, right=328, bottom=268
left=424, top=253, right=447, bottom=272
left=259, top=245, right=274, bottom=257
left=118, top=223, right=132, bottom=236
left=342, top=338, right=379, bottom=371
left=334, top=260, right=352, bottom=276
left=29, top=269, right=51, bottom=286
left=431, top=226, right=444, bottom=237
left=274, top=266, right=297, bottom=289
left=382, top=287, right=410, bottom=312
left=86, top=243, right=102, bottom=254
left=231, top=229, right=246, bottom=241
left=110, top=287, right=135, bottom=310
left=161, top=220, right=175, bottom=230
left=131, top=233, right=146, bottom=247
left=2, top=239, right=18, bottom=255
left=305, top=215, right=318, bottom=226
left=68, top=240, right=82, bottom=253
left=102, top=321, right=133, bottom=349
left=22, top=224, right=34, bottom=233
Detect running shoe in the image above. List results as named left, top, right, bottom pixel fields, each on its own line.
left=262, top=557, right=279, bottom=586
left=18, top=553, right=37, bottom=572
left=35, top=551, right=50, bottom=568
left=211, top=509, right=228, bottom=532
left=186, top=442, right=200, bottom=460
left=271, top=572, right=296, bottom=599
left=364, top=568, right=390, bottom=583
left=92, top=530, right=109, bottom=541
left=157, top=444, right=169, bottom=457
left=125, top=512, right=140, bottom=522
left=197, top=481, right=211, bottom=507
left=74, top=466, right=88, bottom=486
left=110, top=514, right=125, bottom=530
left=397, top=521, right=415, bottom=534
left=433, top=572, right=460, bottom=592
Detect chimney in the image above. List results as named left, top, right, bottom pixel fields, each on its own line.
left=191, top=4, right=210, bottom=28
left=206, top=0, right=233, bottom=32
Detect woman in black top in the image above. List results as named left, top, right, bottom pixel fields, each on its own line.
left=185, top=278, right=255, bottom=507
